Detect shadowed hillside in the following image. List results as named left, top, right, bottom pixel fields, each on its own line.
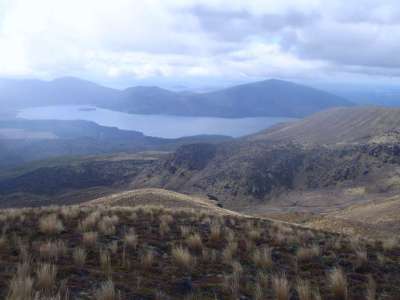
left=130, top=107, right=400, bottom=216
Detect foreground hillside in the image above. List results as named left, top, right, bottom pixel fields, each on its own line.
left=0, top=204, right=399, bottom=299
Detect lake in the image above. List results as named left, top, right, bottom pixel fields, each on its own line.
left=18, top=105, right=296, bottom=138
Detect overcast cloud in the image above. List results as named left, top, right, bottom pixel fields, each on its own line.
left=0, top=0, right=399, bottom=87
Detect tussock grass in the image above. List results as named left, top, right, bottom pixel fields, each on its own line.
left=366, top=275, right=376, bottom=300
left=39, top=214, right=64, bottom=235
left=272, top=273, right=290, bottom=300
left=209, top=222, right=222, bottom=242
left=94, top=280, right=120, bottom=300
left=171, top=246, right=195, bottom=271
left=140, top=250, right=155, bottom=269
left=100, top=250, right=112, bottom=274
left=39, top=240, right=65, bottom=261
left=296, top=279, right=312, bottom=300
left=82, top=231, right=98, bottom=247
left=36, top=263, right=57, bottom=291
left=0, top=204, right=398, bottom=299
left=252, top=246, right=272, bottom=269
left=297, top=244, right=320, bottom=262
left=186, top=233, right=203, bottom=251
left=7, top=275, right=34, bottom=300
left=328, top=268, right=348, bottom=300
left=72, top=248, right=86, bottom=267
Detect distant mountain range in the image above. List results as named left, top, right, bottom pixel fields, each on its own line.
left=0, top=77, right=352, bottom=118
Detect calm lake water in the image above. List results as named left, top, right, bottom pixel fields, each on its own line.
left=18, top=105, right=296, bottom=138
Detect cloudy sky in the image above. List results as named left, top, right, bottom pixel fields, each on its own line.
left=0, top=0, right=400, bottom=88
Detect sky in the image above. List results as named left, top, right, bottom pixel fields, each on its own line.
left=1, top=0, right=400, bottom=89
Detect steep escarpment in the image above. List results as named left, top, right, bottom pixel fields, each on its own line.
left=131, top=107, right=400, bottom=210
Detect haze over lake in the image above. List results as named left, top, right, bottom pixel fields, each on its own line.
left=18, top=105, right=295, bottom=138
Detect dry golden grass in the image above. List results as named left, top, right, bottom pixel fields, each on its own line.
left=172, top=246, right=195, bottom=270
left=39, top=241, right=62, bottom=261
left=94, top=280, right=120, bottom=300
left=82, top=231, right=98, bottom=247
left=39, top=214, right=64, bottom=235
left=140, top=250, right=155, bottom=269
left=296, top=279, right=312, bottom=300
left=0, top=204, right=398, bottom=299
left=98, top=217, right=116, bottom=235
left=209, top=222, right=222, bottom=242
left=72, top=247, right=86, bottom=267
left=36, top=263, right=57, bottom=291
left=186, top=233, right=203, bottom=251
left=100, top=250, right=112, bottom=274
left=329, top=268, right=348, bottom=300
left=252, top=246, right=272, bottom=268
left=297, top=244, right=320, bottom=262
left=6, top=274, right=34, bottom=300
left=366, top=275, right=376, bottom=300
left=248, top=228, right=262, bottom=241
left=272, top=273, right=290, bottom=300
left=354, top=249, right=368, bottom=268
left=223, top=261, right=242, bottom=298
left=124, top=230, right=138, bottom=249
left=222, top=241, right=237, bottom=264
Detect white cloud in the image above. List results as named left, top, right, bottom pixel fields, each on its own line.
left=0, top=0, right=399, bottom=86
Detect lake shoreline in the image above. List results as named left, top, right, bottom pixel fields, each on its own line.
left=18, top=105, right=297, bottom=139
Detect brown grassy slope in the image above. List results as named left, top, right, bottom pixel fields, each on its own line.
left=249, top=107, right=400, bottom=145
left=307, top=196, right=400, bottom=239
left=0, top=204, right=399, bottom=299
left=87, top=188, right=239, bottom=216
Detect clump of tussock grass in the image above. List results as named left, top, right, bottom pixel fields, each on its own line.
left=36, top=263, right=57, bottom=291
left=60, top=206, right=80, bottom=220
left=73, top=247, right=87, bottom=268
left=296, top=279, right=312, bottom=300
left=248, top=228, right=262, bottom=241
left=354, top=248, right=368, bottom=269
left=94, top=280, right=120, bottom=300
left=7, top=275, right=34, bottom=300
left=7, top=261, right=34, bottom=300
left=82, top=231, right=98, bottom=247
left=79, top=211, right=101, bottom=232
left=171, top=246, right=195, bottom=271
left=209, top=222, right=222, bottom=242
left=39, top=214, right=64, bottom=235
left=180, top=226, right=192, bottom=238
left=100, top=249, right=112, bottom=274
left=366, top=275, right=376, bottom=300
left=140, top=249, right=155, bottom=269
left=124, top=230, right=138, bottom=250
left=222, top=241, right=238, bottom=264
left=186, top=233, right=203, bottom=251
left=0, top=234, right=8, bottom=251
left=98, top=216, right=117, bottom=235
left=272, top=273, right=290, bottom=300
left=297, top=244, right=320, bottom=262
left=253, top=282, right=263, bottom=300
left=223, top=261, right=242, bottom=298
left=328, top=268, right=348, bottom=300
left=252, top=246, right=273, bottom=269
left=39, top=240, right=66, bottom=261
